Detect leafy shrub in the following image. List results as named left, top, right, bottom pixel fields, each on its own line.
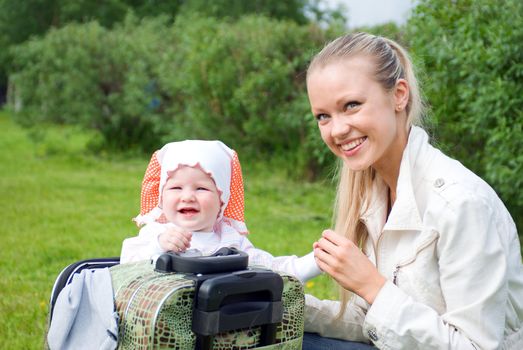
left=157, top=15, right=330, bottom=171
left=177, top=0, right=309, bottom=24
left=407, top=0, right=523, bottom=228
left=8, top=14, right=335, bottom=176
left=8, top=15, right=174, bottom=152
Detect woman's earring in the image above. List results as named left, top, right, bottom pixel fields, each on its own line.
left=396, top=104, right=403, bottom=111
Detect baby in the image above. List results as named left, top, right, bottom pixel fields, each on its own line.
left=120, top=140, right=321, bottom=283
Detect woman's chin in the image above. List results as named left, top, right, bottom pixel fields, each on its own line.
left=342, top=159, right=371, bottom=172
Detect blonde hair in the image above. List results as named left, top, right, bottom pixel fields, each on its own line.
left=307, top=32, right=426, bottom=314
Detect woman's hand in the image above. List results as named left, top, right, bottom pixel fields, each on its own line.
left=158, top=227, right=192, bottom=252
left=314, top=229, right=386, bottom=304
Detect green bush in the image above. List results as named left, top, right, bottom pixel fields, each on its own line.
left=157, top=15, right=330, bottom=171
left=8, top=14, right=335, bottom=176
left=8, top=15, right=174, bottom=152
left=406, top=0, right=523, bottom=228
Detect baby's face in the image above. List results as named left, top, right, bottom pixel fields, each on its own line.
left=161, top=166, right=221, bottom=232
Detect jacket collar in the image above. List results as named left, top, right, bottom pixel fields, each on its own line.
left=364, top=126, right=431, bottom=234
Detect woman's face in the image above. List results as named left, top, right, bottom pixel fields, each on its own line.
left=307, top=56, right=409, bottom=175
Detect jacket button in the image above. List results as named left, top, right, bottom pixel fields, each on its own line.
left=368, top=328, right=378, bottom=342
left=434, top=178, right=445, bottom=188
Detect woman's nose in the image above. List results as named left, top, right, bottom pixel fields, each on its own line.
left=331, top=115, right=351, bottom=139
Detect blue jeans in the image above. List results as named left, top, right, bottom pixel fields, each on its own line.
left=302, top=332, right=377, bottom=350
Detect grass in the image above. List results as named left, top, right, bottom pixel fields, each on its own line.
left=0, top=111, right=337, bottom=349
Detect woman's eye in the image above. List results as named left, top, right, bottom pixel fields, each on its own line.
left=344, top=101, right=360, bottom=111
left=315, top=113, right=330, bottom=122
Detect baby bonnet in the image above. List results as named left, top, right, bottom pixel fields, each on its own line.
left=133, top=140, right=247, bottom=235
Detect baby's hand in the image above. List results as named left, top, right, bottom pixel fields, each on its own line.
left=158, top=227, right=192, bottom=253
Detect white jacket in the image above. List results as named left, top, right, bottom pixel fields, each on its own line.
left=304, top=126, right=523, bottom=349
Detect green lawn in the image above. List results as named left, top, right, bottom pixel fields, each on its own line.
left=0, top=111, right=336, bottom=349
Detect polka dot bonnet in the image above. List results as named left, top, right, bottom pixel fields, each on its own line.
left=133, top=140, right=248, bottom=235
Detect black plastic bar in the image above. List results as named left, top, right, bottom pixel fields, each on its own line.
left=155, top=247, right=248, bottom=274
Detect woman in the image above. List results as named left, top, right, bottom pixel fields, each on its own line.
left=302, top=32, right=523, bottom=349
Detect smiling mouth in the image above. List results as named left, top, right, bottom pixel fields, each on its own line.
left=340, top=137, right=367, bottom=152
left=179, top=208, right=199, bottom=214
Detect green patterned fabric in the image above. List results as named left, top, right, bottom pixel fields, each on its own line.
left=109, top=261, right=305, bottom=350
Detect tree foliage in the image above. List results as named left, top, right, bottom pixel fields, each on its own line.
left=8, top=15, right=332, bottom=174
left=407, top=0, right=523, bottom=226
left=0, top=0, right=180, bottom=102
left=177, top=0, right=309, bottom=24
left=8, top=16, right=172, bottom=151
left=0, top=0, right=317, bottom=102
left=159, top=16, right=324, bottom=156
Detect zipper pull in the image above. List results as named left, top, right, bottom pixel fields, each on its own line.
left=392, top=266, right=399, bottom=285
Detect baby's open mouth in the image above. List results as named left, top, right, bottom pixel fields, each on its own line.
left=179, top=208, right=198, bottom=214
